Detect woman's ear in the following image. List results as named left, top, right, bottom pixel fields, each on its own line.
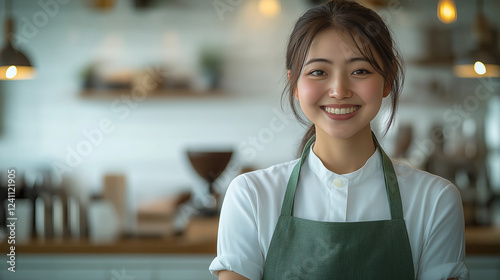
left=383, top=82, right=391, bottom=98
left=288, top=70, right=299, bottom=100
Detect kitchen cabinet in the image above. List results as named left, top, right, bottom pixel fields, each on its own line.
left=0, top=255, right=215, bottom=280
left=466, top=256, right=500, bottom=280
left=1, top=254, right=498, bottom=279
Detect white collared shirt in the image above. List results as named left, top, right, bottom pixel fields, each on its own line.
left=209, top=147, right=469, bottom=280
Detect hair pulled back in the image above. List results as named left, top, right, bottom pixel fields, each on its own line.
left=283, top=0, right=404, bottom=153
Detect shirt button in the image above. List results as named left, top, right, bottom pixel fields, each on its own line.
left=333, top=178, right=344, bottom=188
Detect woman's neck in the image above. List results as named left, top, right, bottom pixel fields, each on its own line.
left=312, top=126, right=376, bottom=174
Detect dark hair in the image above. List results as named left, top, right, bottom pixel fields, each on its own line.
left=282, top=0, right=404, bottom=154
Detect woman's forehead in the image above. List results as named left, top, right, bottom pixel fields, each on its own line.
left=307, top=29, right=363, bottom=59
left=305, top=28, right=384, bottom=68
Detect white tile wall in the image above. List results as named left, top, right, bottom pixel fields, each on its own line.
left=0, top=0, right=499, bottom=201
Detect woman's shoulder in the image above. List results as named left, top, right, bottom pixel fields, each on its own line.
left=234, top=158, right=300, bottom=187
left=226, top=158, right=300, bottom=198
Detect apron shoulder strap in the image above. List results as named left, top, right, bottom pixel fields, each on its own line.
left=280, top=134, right=315, bottom=216
left=281, top=132, right=405, bottom=220
left=374, top=134, right=404, bottom=220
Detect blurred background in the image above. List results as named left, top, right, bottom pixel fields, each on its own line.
left=0, top=0, right=499, bottom=279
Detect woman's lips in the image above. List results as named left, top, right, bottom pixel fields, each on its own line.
left=321, top=105, right=361, bottom=120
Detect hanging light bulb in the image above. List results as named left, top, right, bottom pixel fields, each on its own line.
left=453, top=0, right=500, bottom=78
left=258, top=0, right=281, bottom=18
left=6, top=66, right=18, bottom=79
left=437, top=0, right=457, bottom=24
left=0, top=0, right=36, bottom=80
left=474, top=61, right=486, bottom=75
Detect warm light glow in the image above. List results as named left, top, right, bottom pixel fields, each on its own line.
left=258, top=0, right=281, bottom=18
left=454, top=63, right=500, bottom=78
left=474, top=61, right=486, bottom=75
left=6, top=65, right=17, bottom=79
left=0, top=66, right=36, bottom=80
left=437, top=0, right=457, bottom=24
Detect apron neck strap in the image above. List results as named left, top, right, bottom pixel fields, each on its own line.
left=280, top=132, right=404, bottom=220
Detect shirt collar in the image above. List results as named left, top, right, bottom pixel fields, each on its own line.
left=306, top=144, right=382, bottom=187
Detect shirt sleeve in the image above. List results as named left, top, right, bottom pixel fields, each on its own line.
left=417, top=184, right=470, bottom=280
left=209, top=175, right=264, bottom=280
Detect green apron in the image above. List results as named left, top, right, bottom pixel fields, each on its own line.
left=262, top=133, right=414, bottom=279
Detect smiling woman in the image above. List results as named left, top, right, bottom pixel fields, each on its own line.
left=292, top=29, right=390, bottom=174
left=210, top=1, right=469, bottom=279
left=284, top=5, right=403, bottom=153
left=294, top=29, right=391, bottom=166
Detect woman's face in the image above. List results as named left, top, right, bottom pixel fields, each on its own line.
left=294, top=29, right=390, bottom=140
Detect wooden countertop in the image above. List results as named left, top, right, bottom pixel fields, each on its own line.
left=0, top=216, right=219, bottom=255
left=463, top=226, right=500, bottom=255
left=1, top=216, right=499, bottom=255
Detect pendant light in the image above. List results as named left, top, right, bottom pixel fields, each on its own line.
left=453, top=0, right=500, bottom=78
left=0, top=0, right=36, bottom=80
left=437, top=0, right=457, bottom=24
left=258, top=0, right=281, bottom=18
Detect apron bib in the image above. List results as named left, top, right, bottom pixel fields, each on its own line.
left=262, top=133, right=414, bottom=279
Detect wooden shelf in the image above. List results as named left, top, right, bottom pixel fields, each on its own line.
left=80, top=88, right=226, bottom=99
left=409, top=58, right=454, bottom=68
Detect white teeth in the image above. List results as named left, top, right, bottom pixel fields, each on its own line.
left=325, top=106, right=358, bottom=115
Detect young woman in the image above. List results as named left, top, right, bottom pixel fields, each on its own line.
left=210, top=1, right=468, bottom=279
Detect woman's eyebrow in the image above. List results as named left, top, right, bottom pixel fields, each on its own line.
left=346, top=57, right=369, bottom=64
left=304, top=58, right=332, bottom=66
left=304, top=57, right=369, bottom=66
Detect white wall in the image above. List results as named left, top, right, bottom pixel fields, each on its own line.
left=0, top=0, right=312, bottom=204
left=1, top=0, right=499, bottom=204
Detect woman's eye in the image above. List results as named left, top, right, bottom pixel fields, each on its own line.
left=352, top=69, right=370, bottom=75
left=310, top=70, right=326, bottom=76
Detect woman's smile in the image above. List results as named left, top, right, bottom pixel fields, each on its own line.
left=321, top=105, right=361, bottom=120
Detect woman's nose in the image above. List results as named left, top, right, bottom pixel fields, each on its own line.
left=328, top=76, right=352, bottom=99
